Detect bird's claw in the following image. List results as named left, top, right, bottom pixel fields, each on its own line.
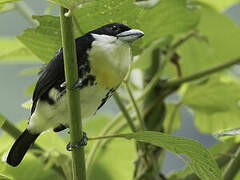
left=66, top=132, right=88, bottom=151
left=71, top=78, right=83, bottom=90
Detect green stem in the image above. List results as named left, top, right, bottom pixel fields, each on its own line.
left=163, top=57, right=240, bottom=89
left=60, top=7, right=86, bottom=180
left=125, top=83, right=145, bottom=130
left=114, top=93, right=137, bottom=132
left=166, top=102, right=182, bottom=134
left=223, top=145, right=240, bottom=180
left=14, top=2, right=38, bottom=27
left=88, top=134, right=123, bottom=141
left=86, top=114, right=123, bottom=173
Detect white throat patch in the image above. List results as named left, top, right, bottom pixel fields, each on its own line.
left=89, top=33, right=131, bottom=88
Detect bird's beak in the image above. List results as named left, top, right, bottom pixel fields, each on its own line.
left=116, top=29, right=144, bottom=43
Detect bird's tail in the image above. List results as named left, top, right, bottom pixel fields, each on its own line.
left=6, top=129, right=40, bottom=167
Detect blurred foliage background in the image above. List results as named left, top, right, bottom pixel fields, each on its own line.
left=0, top=0, right=240, bottom=180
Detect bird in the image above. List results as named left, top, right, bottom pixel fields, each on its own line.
left=6, top=23, right=144, bottom=167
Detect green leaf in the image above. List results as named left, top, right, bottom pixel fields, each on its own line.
left=0, top=38, right=39, bottom=63
left=25, top=82, right=36, bottom=96
left=195, top=0, right=240, bottom=12
left=74, top=0, right=142, bottom=35
left=21, top=99, right=32, bottom=109
left=163, top=5, right=240, bottom=78
left=48, top=0, right=83, bottom=10
left=182, top=75, right=240, bottom=133
left=0, top=173, right=12, bottom=180
left=0, top=153, right=64, bottom=180
left=88, top=129, right=136, bottom=180
left=0, top=120, right=65, bottom=180
left=17, top=15, right=61, bottom=63
left=0, top=113, right=6, bottom=128
left=0, top=0, right=18, bottom=3
left=133, top=36, right=172, bottom=69
left=0, top=3, right=14, bottom=13
left=118, top=131, right=222, bottom=180
left=74, top=0, right=143, bottom=54
left=138, top=0, right=200, bottom=48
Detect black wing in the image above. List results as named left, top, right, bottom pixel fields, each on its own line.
left=31, top=50, right=65, bottom=114
left=31, top=34, right=94, bottom=115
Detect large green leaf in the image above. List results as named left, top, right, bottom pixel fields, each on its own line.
left=18, top=0, right=200, bottom=62
left=138, top=0, right=200, bottom=48
left=116, top=131, right=221, bottom=180
left=74, top=0, right=143, bottom=54
left=0, top=120, right=65, bottom=180
left=195, top=0, right=240, bottom=12
left=0, top=173, right=12, bottom=180
left=89, top=135, right=136, bottom=180
left=48, top=0, right=83, bottom=10
left=182, top=75, right=240, bottom=133
left=133, top=36, right=172, bottom=70
left=163, top=5, right=240, bottom=78
left=17, top=15, right=61, bottom=63
left=0, top=38, right=39, bottom=63
left=0, top=0, right=18, bottom=3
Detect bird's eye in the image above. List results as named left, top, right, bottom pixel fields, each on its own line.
left=111, top=25, right=118, bottom=31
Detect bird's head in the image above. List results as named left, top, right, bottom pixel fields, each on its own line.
left=90, top=23, right=144, bottom=43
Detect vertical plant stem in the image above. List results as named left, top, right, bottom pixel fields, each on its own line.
left=14, top=2, right=38, bottom=27
left=114, top=93, right=137, bottom=132
left=125, top=83, right=145, bottom=130
left=60, top=7, right=86, bottom=180
left=223, top=145, right=240, bottom=180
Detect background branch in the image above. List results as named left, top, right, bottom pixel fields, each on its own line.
left=163, top=57, right=240, bottom=89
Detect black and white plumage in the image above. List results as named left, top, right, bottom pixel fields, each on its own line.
left=6, top=23, right=144, bottom=166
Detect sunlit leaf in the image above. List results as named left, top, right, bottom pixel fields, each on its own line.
left=74, top=0, right=143, bottom=54
left=0, top=173, right=12, bottom=180
left=21, top=99, right=32, bottom=110
left=182, top=75, right=240, bottom=133
left=138, top=0, right=200, bottom=47
left=195, top=0, right=240, bottom=12
left=0, top=3, right=14, bottom=13
left=117, top=131, right=221, bottom=180
left=48, top=0, right=84, bottom=10
left=0, top=0, right=18, bottom=3
left=88, top=129, right=136, bottom=180
left=25, top=82, right=36, bottom=96
left=0, top=38, right=39, bottom=63
left=133, top=37, right=172, bottom=70
left=17, top=15, right=61, bottom=63
left=163, top=5, right=240, bottom=78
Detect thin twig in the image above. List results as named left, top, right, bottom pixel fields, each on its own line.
left=86, top=113, right=123, bottom=173
left=113, top=93, right=137, bottom=132
left=14, top=2, right=38, bottom=27
left=223, top=145, right=240, bottom=180
left=125, top=83, right=146, bottom=130
left=163, top=57, right=240, bottom=89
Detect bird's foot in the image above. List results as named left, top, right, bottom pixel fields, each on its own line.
left=72, top=78, right=83, bottom=90
left=66, top=132, right=88, bottom=151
